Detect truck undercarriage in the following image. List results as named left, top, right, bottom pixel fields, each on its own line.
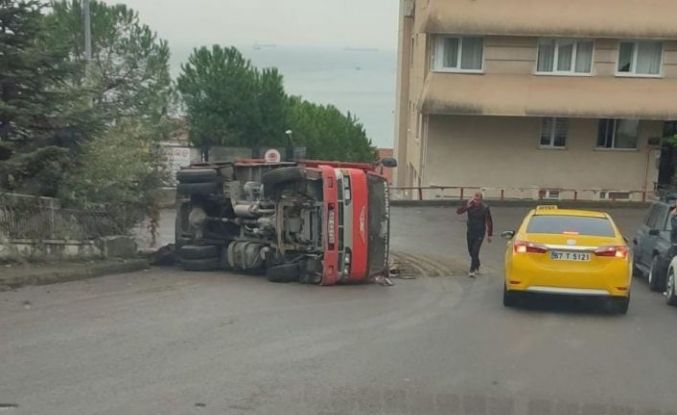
left=174, top=160, right=391, bottom=285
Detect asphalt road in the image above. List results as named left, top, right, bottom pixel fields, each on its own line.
left=1, top=206, right=676, bottom=415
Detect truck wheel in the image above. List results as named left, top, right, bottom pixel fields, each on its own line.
left=175, top=201, right=192, bottom=248
left=177, top=169, right=218, bottom=183
left=175, top=236, right=192, bottom=250
left=180, top=257, right=220, bottom=272
left=178, top=244, right=220, bottom=260
left=266, top=263, right=300, bottom=283
left=177, top=182, right=221, bottom=196
left=262, top=167, right=303, bottom=190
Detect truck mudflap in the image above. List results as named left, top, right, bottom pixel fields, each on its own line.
left=319, top=165, right=340, bottom=286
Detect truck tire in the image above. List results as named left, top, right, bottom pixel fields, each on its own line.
left=266, top=263, right=300, bottom=283
left=180, top=257, right=220, bottom=271
left=177, top=169, right=218, bottom=183
left=175, top=201, right=192, bottom=248
left=178, top=244, right=220, bottom=260
left=175, top=236, right=192, bottom=250
left=177, top=182, right=221, bottom=196
left=262, top=167, right=303, bottom=190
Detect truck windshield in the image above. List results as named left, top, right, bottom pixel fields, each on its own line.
left=366, top=174, right=389, bottom=276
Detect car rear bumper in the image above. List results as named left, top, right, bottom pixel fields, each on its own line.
left=525, top=286, right=611, bottom=296
left=506, top=261, right=632, bottom=298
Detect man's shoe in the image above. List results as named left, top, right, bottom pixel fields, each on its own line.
left=468, top=271, right=476, bottom=278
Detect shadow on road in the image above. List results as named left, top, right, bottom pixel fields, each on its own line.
left=507, top=294, right=626, bottom=317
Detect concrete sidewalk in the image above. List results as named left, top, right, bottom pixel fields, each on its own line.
left=0, top=258, right=149, bottom=291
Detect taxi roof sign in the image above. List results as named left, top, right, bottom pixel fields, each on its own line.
left=536, top=205, right=559, bottom=211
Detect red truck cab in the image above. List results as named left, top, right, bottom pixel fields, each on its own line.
left=309, top=163, right=390, bottom=285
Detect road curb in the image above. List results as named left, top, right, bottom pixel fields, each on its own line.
left=0, top=259, right=150, bottom=291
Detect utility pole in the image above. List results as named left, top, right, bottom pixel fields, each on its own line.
left=82, top=0, right=92, bottom=62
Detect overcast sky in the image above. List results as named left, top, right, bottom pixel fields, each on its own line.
left=103, top=0, right=399, bottom=51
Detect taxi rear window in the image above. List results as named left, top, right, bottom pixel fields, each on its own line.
left=527, top=215, right=615, bottom=237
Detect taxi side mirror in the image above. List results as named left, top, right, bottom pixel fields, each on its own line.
left=501, top=230, right=515, bottom=240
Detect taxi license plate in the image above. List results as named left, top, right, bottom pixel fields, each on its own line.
left=550, top=251, right=591, bottom=262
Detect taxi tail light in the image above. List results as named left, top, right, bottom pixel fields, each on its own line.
left=594, top=246, right=628, bottom=258
left=514, top=240, right=547, bottom=254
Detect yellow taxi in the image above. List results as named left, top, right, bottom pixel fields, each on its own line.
left=502, top=206, right=632, bottom=313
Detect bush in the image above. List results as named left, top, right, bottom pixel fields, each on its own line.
left=60, top=120, right=166, bottom=236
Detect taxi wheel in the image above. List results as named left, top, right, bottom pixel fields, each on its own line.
left=612, top=297, right=630, bottom=315
left=503, top=285, right=519, bottom=308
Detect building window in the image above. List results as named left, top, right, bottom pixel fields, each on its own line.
left=539, top=189, right=561, bottom=200
left=617, top=41, right=662, bottom=76
left=540, top=118, right=568, bottom=148
left=600, top=191, right=631, bottom=201
left=434, top=36, right=484, bottom=72
left=597, top=119, right=640, bottom=149
left=537, top=39, right=594, bottom=74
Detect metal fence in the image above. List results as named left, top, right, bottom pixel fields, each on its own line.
left=0, top=193, right=129, bottom=241
left=390, top=186, right=656, bottom=203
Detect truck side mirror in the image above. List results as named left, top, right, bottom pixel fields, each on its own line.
left=380, top=158, right=398, bottom=168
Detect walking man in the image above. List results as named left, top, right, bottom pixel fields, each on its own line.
left=457, top=192, right=493, bottom=277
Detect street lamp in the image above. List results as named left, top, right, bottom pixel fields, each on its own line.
left=285, top=130, right=294, bottom=161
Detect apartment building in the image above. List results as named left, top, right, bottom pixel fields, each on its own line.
left=394, top=0, right=677, bottom=200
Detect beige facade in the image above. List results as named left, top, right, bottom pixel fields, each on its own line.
left=395, top=0, right=677, bottom=200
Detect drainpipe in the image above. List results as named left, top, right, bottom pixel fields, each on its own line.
left=644, top=136, right=660, bottom=198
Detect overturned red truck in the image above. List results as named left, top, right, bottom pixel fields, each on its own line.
left=174, top=158, right=397, bottom=285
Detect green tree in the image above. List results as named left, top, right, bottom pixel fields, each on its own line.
left=45, top=0, right=173, bottom=136
left=60, top=119, right=166, bottom=236
left=177, top=45, right=376, bottom=161
left=0, top=0, right=88, bottom=195
left=256, top=68, right=288, bottom=147
left=287, top=96, right=376, bottom=162
left=0, top=0, right=72, bottom=144
left=177, top=45, right=263, bottom=148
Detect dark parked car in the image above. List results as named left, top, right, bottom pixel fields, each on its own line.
left=632, top=201, right=675, bottom=291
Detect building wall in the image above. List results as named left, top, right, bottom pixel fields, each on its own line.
left=394, top=0, right=677, bottom=195
left=394, top=0, right=414, bottom=186
left=424, top=115, right=663, bottom=196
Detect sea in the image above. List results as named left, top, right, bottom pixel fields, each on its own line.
left=170, top=45, right=397, bottom=149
